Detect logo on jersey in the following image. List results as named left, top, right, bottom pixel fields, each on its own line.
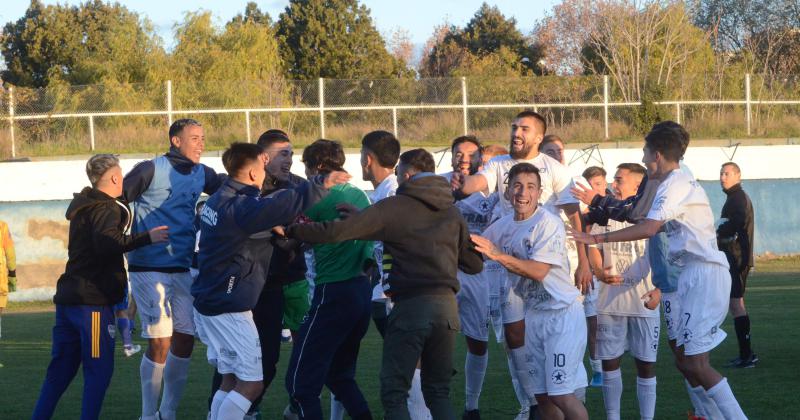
left=479, top=199, right=492, bottom=213
left=682, top=328, right=693, bottom=343
left=552, top=369, right=567, bottom=385
left=201, top=204, right=218, bottom=226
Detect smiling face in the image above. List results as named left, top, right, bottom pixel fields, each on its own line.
left=506, top=172, right=541, bottom=220
left=509, top=116, right=543, bottom=159
left=171, top=124, right=205, bottom=164
left=586, top=175, right=607, bottom=197
left=452, top=141, right=481, bottom=176
left=612, top=168, right=640, bottom=199
left=264, top=141, right=293, bottom=182
left=540, top=140, right=565, bottom=164
left=720, top=164, right=741, bottom=191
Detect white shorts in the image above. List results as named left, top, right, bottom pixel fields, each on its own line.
left=661, top=291, right=680, bottom=341
left=194, top=310, right=263, bottom=381
left=457, top=270, right=503, bottom=343
left=675, top=262, right=730, bottom=356
left=596, top=314, right=660, bottom=362
left=500, top=276, right=527, bottom=324
left=582, top=278, right=598, bottom=317
left=129, top=271, right=195, bottom=338
left=527, top=300, right=588, bottom=396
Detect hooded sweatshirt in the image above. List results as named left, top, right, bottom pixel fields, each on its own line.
left=288, top=173, right=483, bottom=300
left=54, top=187, right=152, bottom=306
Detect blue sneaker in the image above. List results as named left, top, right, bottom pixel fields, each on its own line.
left=590, top=371, right=603, bottom=387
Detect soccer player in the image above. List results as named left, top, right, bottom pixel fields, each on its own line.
left=192, top=142, right=347, bottom=420
left=570, top=122, right=748, bottom=419
left=283, top=139, right=375, bottom=420
left=587, top=163, right=660, bottom=420
left=0, top=219, right=16, bottom=340
left=451, top=111, right=592, bottom=417
left=32, top=154, right=169, bottom=420
left=285, top=149, right=483, bottom=419
left=123, top=118, right=226, bottom=420
left=717, top=162, right=756, bottom=368
left=471, top=163, right=588, bottom=420
left=539, top=134, right=566, bottom=164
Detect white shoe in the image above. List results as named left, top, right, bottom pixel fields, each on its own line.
left=124, top=344, right=142, bottom=357
left=513, top=406, right=530, bottom=420
left=283, top=404, right=299, bottom=420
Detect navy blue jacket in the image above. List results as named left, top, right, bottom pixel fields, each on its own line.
left=191, top=177, right=327, bottom=316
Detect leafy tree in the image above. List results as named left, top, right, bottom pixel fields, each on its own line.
left=227, top=1, right=273, bottom=28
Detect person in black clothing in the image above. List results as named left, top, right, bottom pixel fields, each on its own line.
left=284, top=149, right=483, bottom=420
left=718, top=162, right=756, bottom=368
left=32, top=154, right=169, bottom=420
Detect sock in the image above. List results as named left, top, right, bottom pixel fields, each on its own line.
left=210, top=390, right=228, bottom=420
left=602, top=369, right=622, bottom=420
left=685, top=380, right=705, bottom=416
left=509, top=348, right=536, bottom=401
left=218, top=390, right=251, bottom=420
left=707, top=378, right=747, bottom=420
left=636, top=376, right=657, bottom=420
left=330, top=395, right=345, bottom=420
left=408, top=368, right=432, bottom=419
left=465, top=352, right=488, bottom=411
left=140, top=355, right=165, bottom=418
left=590, top=358, right=602, bottom=374
left=159, top=351, right=191, bottom=419
left=117, top=318, right=133, bottom=347
left=733, top=315, right=753, bottom=359
left=506, top=353, right=530, bottom=409
left=691, top=383, right=723, bottom=419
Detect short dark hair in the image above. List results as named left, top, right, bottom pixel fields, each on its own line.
left=169, top=118, right=202, bottom=139
left=362, top=130, right=400, bottom=168
left=399, top=149, right=435, bottom=174
left=507, top=162, right=541, bottom=186
left=514, top=110, right=547, bottom=135
left=722, top=161, right=741, bottom=174
left=450, top=135, right=483, bottom=154
left=582, top=166, right=606, bottom=180
left=616, top=163, right=647, bottom=177
left=86, top=154, right=120, bottom=186
left=222, top=142, right=264, bottom=176
left=644, top=121, right=689, bottom=162
left=256, top=129, right=291, bottom=148
left=302, top=139, right=345, bottom=174
left=539, top=134, right=564, bottom=151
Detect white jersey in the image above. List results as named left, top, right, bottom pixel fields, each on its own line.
left=442, top=171, right=499, bottom=235
left=646, top=169, right=728, bottom=268
left=483, top=207, right=580, bottom=311
left=592, top=221, right=658, bottom=318
left=479, top=153, right=577, bottom=220
left=370, top=174, right=399, bottom=301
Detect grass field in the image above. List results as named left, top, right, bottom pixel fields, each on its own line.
left=1, top=258, right=797, bottom=419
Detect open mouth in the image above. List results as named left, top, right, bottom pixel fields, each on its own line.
left=511, top=139, right=525, bottom=149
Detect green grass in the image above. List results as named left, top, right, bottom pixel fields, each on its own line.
left=1, top=260, right=798, bottom=418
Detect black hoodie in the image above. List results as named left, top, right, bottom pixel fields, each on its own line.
left=288, top=173, right=483, bottom=299
left=54, top=187, right=152, bottom=306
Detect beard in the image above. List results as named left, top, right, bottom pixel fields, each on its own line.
left=509, top=139, right=533, bottom=160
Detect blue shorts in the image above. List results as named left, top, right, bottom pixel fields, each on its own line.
left=112, top=283, right=130, bottom=312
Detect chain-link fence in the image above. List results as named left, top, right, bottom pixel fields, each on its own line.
left=2, top=74, right=800, bottom=159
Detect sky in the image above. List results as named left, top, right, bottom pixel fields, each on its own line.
left=2, top=0, right=560, bottom=51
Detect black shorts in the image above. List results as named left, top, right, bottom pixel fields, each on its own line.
left=730, top=267, right=751, bottom=299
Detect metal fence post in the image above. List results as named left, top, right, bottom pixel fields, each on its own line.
left=603, top=75, right=610, bottom=140
left=675, top=103, right=681, bottom=124
left=88, top=115, right=95, bottom=151
left=166, top=80, right=173, bottom=126
left=319, top=78, right=326, bottom=138
left=745, top=73, right=751, bottom=136
left=461, top=77, right=469, bottom=135
left=8, top=87, right=15, bottom=158
left=392, top=107, right=398, bottom=137
left=245, top=111, right=251, bottom=143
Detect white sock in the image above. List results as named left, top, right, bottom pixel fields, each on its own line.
left=602, top=369, right=622, bottom=420
left=217, top=390, right=251, bottom=420
left=509, top=348, right=535, bottom=401
left=330, top=395, right=345, bottom=420
left=140, top=355, right=165, bottom=418
left=464, top=352, right=488, bottom=411
left=506, top=353, right=530, bottom=409
left=408, top=368, right=432, bottom=419
left=707, top=378, right=747, bottom=420
left=691, top=383, right=723, bottom=419
left=210, top=390, right=228, bottom=420
left=685, top=380, right=706, bottom=416
left=159, top=351, right=191, bottom=419
left=636, top=376, right=657, bottom=420
left=590, top=358, right=602, bottom=374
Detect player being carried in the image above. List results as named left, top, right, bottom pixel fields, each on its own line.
left=471, top=163, right=588, bottom=420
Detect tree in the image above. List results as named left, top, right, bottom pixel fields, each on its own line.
left=386, top=27, right=415, bottom=70
left=227, top=1, right=273, bottom=28
left=275, top=0, right=408, bottom=79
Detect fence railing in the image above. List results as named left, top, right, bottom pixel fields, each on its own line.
left=4, top=74, right=800, bottom=158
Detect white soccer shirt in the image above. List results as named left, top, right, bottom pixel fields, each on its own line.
left=479, top=153, right=577, bottom=220
left=370, top=174, right=399, bottom=301
left=646, top=169, right=729, bottom=268
left=592, top=221, right=658, bottom=317
left=483, top=207, right=580, bottom=311
left=442, top=171, right=498, bottom=235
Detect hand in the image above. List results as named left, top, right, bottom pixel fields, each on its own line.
left=470, top=234, right=503, bottom=261
left=272, top=226, right=286, bottom=237
left=451, top=172, right=464, bottom=191
left=8, top=271, right=16, bottom=292
left=641, top=288, right=661, bottom=310
left=597, top=267, right=623, bottom=285
left=571, top=182, right=598, bottom=206
left=335, top=203, right=360, bottom=220
left=567, top=226, right=596, bottom=245
left=574, top=263, right=593, bottom=294
left=148, top=225, right=169, bottom=243
left=323, top=171, right=351, bottom=189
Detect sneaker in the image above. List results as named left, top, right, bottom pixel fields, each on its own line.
left=124, top=344, right=142, bottom=357
left=462, top=409, right=480, bottom=420
left=283, top=403, right=299, bottom=420
left=733, top=353, right=758, bottom=368
left=687, top=411, right=707, bottom=420
left=590, top=371, right=603, bottom=387
left=513, top=406, right=530, bottom=420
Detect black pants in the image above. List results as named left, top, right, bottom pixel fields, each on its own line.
left=207, top=286, right=284, bottom=411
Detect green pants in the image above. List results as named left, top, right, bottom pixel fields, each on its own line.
left=380, top=293, right=460, bottom=420
left=282, top=279, right=311, bottom=331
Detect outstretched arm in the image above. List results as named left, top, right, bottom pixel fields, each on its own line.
left=471, top=234, right=551, bottom=282
left=570, top=219, right=664, bottom=246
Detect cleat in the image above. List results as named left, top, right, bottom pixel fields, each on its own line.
left=462, top=409, right=480, bottom=420
left=124, top=344, right=142, bottom=357
left=513, top=406, right=530, bottom=420
left=733, top=353, right=758, bottom=368
left=590, top=371, right=603, bottom=387
left=283, top=403, right=299, bottom=420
